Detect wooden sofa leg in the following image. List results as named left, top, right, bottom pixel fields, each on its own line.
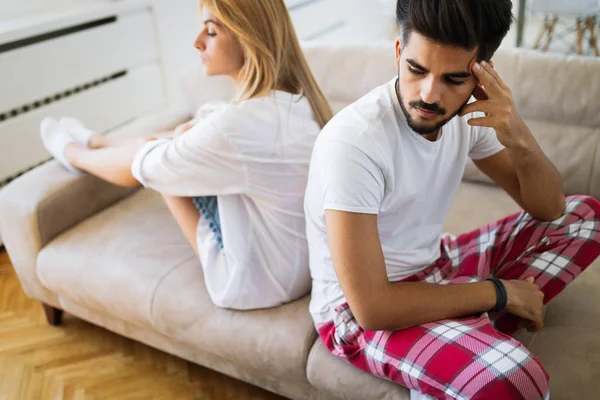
left=42, top=303, right=63, bottom=326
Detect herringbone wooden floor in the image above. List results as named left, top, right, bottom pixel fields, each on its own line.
left=0, top=250, right=285, bottom=400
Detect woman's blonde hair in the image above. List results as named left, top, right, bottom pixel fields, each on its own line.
left=200, top=0, right=333, bottom=128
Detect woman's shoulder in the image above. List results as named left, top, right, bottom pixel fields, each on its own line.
left=204, top=95, right=271, bottom=121
left=195, top=101, right=252, bottom=131
left=209, top=92, right=313, bottom=130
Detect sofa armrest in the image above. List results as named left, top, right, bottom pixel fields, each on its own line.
left=0, top=106, right=190, bottom=301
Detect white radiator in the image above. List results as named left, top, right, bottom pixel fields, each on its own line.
left=0, top=0, right=167, bottom=187
left=0, top=0, right=167, bottom=247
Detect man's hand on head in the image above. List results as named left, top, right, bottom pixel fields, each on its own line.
left=459, top=61, right=533, bottom=151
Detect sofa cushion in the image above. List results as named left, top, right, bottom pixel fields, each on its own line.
left=462, top=120, right=600, bottom=197
left=150, top=259, right=317, bottom=384
left=37, top=189, right=198, bottom=329
left=443, top=181, right=522, bottom=235
left=307, top=339, right=410, bottom=400
left=37, top=188, right=317, bottom=385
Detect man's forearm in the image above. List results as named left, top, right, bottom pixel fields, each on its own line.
left=363, top=281, right=497, bottom=331
left=507, top=130, right=565, bottom=221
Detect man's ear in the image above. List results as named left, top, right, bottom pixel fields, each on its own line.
left=395, top=38, right=402, bottom=69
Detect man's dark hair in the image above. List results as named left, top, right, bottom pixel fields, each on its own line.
left=396, top=0, right=513, bottom=61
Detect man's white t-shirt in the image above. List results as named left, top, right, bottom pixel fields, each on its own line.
left=131, top=91, right=320, bottom=310
left=304, top=78, right=505, bottom=325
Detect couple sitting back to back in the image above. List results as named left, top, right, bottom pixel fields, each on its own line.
left=41, top=1, right=600, bottom=399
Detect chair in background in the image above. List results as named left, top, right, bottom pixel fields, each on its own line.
left=529, top=0, right=600, bottom=56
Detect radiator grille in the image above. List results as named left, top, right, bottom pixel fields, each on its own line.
left=0, top=70, right=128, bottom=187
left=0, top=70, right=127, bottom=123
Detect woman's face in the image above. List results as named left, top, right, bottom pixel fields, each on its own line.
left=194, top=8, right=245, bottom=81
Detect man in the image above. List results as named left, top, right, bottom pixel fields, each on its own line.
left=304, top=1, right=600, bottom=399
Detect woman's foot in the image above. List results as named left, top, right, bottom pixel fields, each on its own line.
left=59, top=117, right=96, bottom=148
left=86, top=134, right=110, bottom=149
left=40, top=118, right=82, bottom=174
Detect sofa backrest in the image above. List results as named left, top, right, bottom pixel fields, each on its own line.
left=302, top=42, right=600, bottom=199
left=180, top=42, right=600, bottom=198
left=471, top=48, right=600, bottom=198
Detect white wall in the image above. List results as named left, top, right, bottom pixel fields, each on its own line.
left=149, top=0, right=202, bottom=106
left=0, top=0, right=85, bottom=21
left=151, top=0, right=396, bottom=105
left=0, top=0, right=532, bottom=108
left=0, top=0, right=395, bottom=106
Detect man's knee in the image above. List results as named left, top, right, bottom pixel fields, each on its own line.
left=582, top=196, right=600, bottom=219
left=564, top=195, right=600, bottom=220
left=474, top=344, right=549, bottom=400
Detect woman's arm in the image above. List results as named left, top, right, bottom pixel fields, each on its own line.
left=131, top=121, right=247, bottom=197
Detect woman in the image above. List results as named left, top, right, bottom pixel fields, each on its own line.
left=40, top=0, right=332, bottom=310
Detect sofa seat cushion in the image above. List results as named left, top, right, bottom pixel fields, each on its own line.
left=307, top=339, right=410, bottom=400
left=37, top=188, right=317, bottom=385
left=37, top=189, right=198, bottom=329
left=443, top=181, right=522, bottom=235
left=150, top=258, right=317, bottom=384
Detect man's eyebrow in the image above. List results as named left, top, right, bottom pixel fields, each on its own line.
left=406, top=58, right=472, bottom=79
left=445, top=71, right=472, bottom=79
left=406, top=59, right=427, bottom=71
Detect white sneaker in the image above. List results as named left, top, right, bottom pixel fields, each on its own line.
left=59, top=117, right=95, bottom=147
left=40, top=117, right=81, bottom=174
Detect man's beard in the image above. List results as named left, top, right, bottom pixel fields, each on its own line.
left=395, top=78, right=469, bottom=136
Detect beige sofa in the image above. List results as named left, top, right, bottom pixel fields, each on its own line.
left=1, top=43, right=599, bottom=400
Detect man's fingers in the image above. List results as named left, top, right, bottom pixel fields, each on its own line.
left=472, top=85, right=489, bottom=101
left=524, top=310, right=544, bottom=332
left=527, top=320, right=543, bottom=333
left=472, top=62, right=503, bottom=97
left=460, top=100, right=494, bottom=117
left=481, top=61, right=509, bottom=91
left=534, top=315, right=544, bottom=332
left=466, top=116, right=498, bottom=127
left=472, top=62, right=495, bottom=87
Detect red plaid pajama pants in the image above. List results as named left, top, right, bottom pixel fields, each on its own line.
left=318, top=195, right=600, bottom=400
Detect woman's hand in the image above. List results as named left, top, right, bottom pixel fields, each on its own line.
left=174, top=122, right=193, bottom=135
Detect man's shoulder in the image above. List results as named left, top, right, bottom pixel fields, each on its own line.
left=317, top=81, right=396, bottom=150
